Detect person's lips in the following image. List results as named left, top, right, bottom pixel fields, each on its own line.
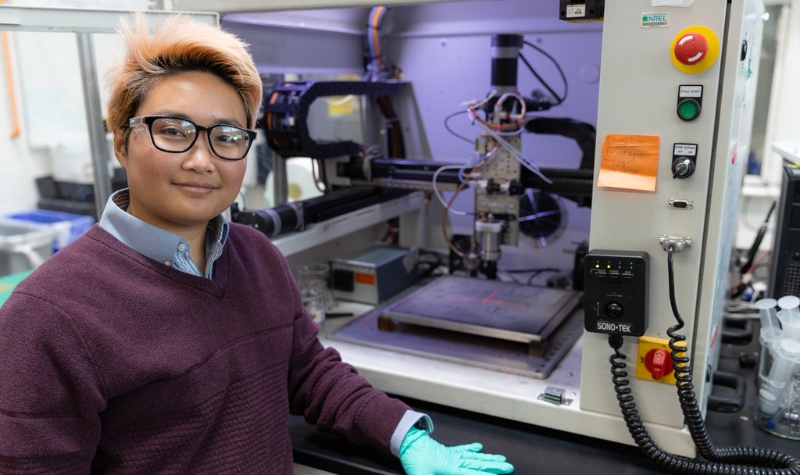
left=174, top=182, right=219, bottom=194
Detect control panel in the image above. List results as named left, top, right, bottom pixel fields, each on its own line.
left=581, top=0, right=764, bottom=447
left=584, top=250, right=649, bottom=336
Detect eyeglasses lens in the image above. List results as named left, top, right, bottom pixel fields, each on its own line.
left=150, top=118, right=250, bottom=160
left=210, top=126, right=250, bottom=160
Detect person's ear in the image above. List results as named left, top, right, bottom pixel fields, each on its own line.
left=114, top=132, right=128, bottom=169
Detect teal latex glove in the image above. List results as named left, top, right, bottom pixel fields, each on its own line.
left=399, top=427, right=514, bottom=475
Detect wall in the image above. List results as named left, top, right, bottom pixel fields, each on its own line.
left=0, top=0, right=151, bottom=216
left=761, top=0, right=800, bottom=186
left=737, top=1, right=800, bottom=253
left=0, top=29, right=50, bottom=214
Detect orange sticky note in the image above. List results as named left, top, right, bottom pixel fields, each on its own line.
left=598, top=134, right=660, bottom=191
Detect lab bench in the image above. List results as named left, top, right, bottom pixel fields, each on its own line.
left=289, top=319, right=798, bottom=474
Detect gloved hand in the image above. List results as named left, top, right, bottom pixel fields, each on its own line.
left=399, top=427, right=514, bottom=475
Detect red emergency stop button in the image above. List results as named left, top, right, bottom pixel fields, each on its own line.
left=670, top=25, right=720, bottom=74
left=674, top=33, right=708, bottom=65
left=644, top=349, right=674, bottom=380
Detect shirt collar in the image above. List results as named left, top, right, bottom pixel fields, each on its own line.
left=98, top=189, right=229, bottom=268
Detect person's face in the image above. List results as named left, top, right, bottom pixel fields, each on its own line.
left=114, top=71, right=248, bottom=236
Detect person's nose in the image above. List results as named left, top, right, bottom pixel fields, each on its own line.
left=182, top=131, right=216, bottom=172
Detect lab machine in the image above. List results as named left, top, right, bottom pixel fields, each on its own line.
left=219, top=0, right=800, bottom=471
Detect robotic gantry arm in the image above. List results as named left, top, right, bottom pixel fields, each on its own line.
left=234, top=34, right=595, bottom=280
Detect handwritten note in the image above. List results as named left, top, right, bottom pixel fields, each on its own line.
left=597, top=134, right=660, bottom=191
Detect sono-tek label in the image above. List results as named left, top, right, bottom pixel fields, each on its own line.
left=596, top=321, right=633, bottom=334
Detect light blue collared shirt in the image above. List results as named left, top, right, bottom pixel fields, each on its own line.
left=97, top=188, right=431, bottom=455
left=98, top=189, right=227, bottom=279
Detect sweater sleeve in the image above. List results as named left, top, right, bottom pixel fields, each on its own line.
left=280, top=258, right=410, bottom=454
left=0, top=293, right=104, bottom=474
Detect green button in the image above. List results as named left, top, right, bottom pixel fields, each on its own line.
left=678, top=100, right=700, bottom=121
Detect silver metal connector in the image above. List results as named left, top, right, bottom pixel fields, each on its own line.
left=659, top=234, right=692, bottom=252
left=668, top=199, right=694, bottom=210
left=539, top=386, right=572, bottom=405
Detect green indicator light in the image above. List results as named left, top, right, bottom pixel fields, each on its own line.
left=595, top=264, right=600, bottom=268
left=678, top=100, right=699, bottom=121
left=607, top=265, right=611, bottom=269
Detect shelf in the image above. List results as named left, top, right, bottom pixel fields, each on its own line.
left=0, top=5, right=217, bottom=33
left=173, top=0, right=460, bottom=13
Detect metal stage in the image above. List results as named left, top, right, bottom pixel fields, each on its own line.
left=330, top=276, right=584, bottom=379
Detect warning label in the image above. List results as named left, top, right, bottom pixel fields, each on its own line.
left=566, top=5, right=586, bottom=18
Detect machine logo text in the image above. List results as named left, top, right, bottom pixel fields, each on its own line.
left=641, top=12, right=669, bottom=28
left=596, top=321, right=633, bottom=333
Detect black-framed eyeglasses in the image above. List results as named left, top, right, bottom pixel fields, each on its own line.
left=128, top=115, right=257, bottom=161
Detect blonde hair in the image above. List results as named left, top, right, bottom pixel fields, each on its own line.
left=105, top=13, right=262, bottom=134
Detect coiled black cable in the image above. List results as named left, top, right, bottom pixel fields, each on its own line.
left=606, top=245, right=800, bottom=474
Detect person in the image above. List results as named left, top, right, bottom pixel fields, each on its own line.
left=0, top=13, right=515, bottom=475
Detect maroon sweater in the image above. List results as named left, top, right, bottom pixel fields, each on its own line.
left=0, top=224, right=410, bottom=474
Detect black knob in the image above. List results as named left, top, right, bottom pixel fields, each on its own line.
left=672, top=158, right=695, bottom=179
left=606, top=302, right=623, bottom=318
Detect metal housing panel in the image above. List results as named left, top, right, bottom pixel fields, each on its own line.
left=581, top=0, right=763, bottom=447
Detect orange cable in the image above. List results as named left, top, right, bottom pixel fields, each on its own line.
left=2, top=28, right=20, bottom=139
left=266, top=89, right=281, bottom=149
left=371, top=7, right=384, bottom=73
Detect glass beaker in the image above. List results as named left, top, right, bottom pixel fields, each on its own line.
left=296, top=263, right=335, bottom=310
left=300, top=278, right=327, bottom=324
left=755, top=336, right=800, bottom=440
